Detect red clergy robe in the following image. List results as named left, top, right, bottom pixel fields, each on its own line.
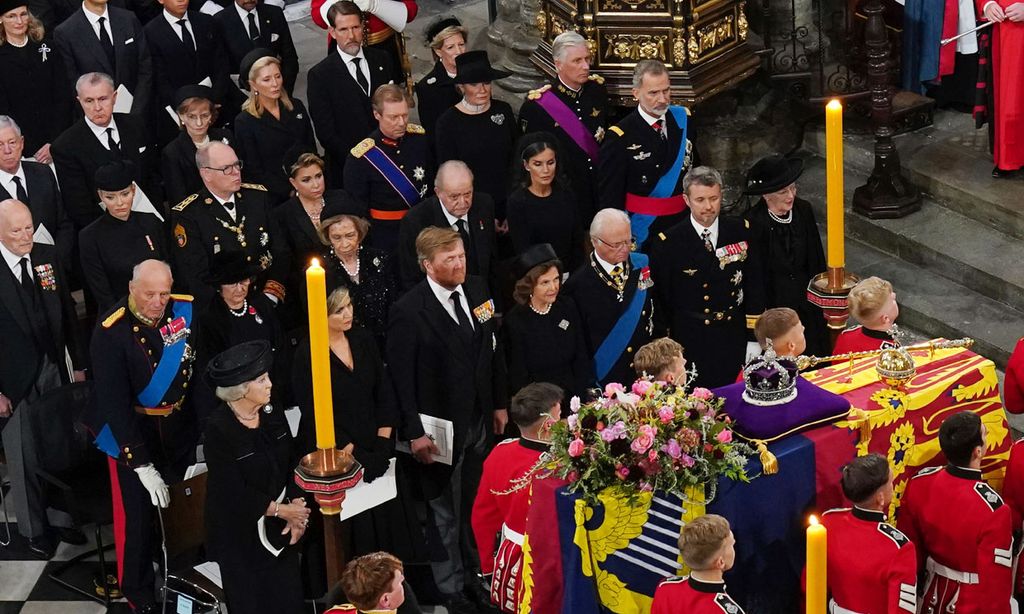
left=977, top=3, right=1024, bottom=170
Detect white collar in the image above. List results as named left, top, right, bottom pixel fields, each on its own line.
left=690, top=215, right=719, bottom=245
left=234, top=1, right=256, bottom=20
left=82, top=4, right=110, bottom=25
left=210, top=190, right=235, bottom=206
left=337, top=47, right=366, bottom=64
left=85, top=116, right=118, bottom=141
left=593, top=253, right=624, bottom=276
left=426, top=275, right=466, bottom=309
left=0, top=240, right=29, bottom=276
left=163, top=8, right=187, bottom=28
left=636, top=105, right=664, bottom=128
left=0, top=164, right=25, bottom=189
left=438, top=199, right=468, bottom=227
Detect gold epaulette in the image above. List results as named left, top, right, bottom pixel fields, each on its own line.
left=746, top=314, right=761, bottom=330
left=527, top=84, right=552, bottom=100
left=351, top=138, right=375, bottom=158
left=240, top=182, right=267, bottom=192
left=172, top=193, right=198, bottom=212
left=102, top=307, right=126, bottom=328
left=406, top=123, right=425, bottom=135
left=170, top=293, right=194, bottom=303
left=588, top=73, right=605, bottom=85
left=684, top=105, right=692, bottom=115
left=658, top=232, right=667, bottom=241
left=608, top=125, right=624, bottom=137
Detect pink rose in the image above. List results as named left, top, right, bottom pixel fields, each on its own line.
left=631, top=379, right=654, bottom=396
left=568, top=438, right=586, bottom=457
left=631, top=433, right=654, bottom=454
left=692, top=387, right=714, bottom=400
left=604, top=382, right=625, bottom=398
left=567, top=470, right=579, bottom=482
left=662, top=439, right=682, bottom=459
left=678, top=453, right=695, bottom=468
left=716, top=430, right=733, bottom=444
left=638, top=424, right=657, bottom=438
left=616, top=466, right=630, bottom=480
left=658, top=406, right=675, bottom=424
left=648, top=448, right=658, bottom=463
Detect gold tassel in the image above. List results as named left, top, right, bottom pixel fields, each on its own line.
left=755, top=440, right=778, bottom=475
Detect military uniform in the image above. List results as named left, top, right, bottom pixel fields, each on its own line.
left=651, top=576, right=745, bottom=614
left=820, top=507, right=917, bottom=613
left=79, top=212, right=170, bottom=312
left=649, top=214, right=764, bottom=389
left=343, top=125, right=434, bottom=254
left=519, top=74, right=609, bottom=223
left=832, top=325, right=897, bottom=355
left=897, top=465, right=1014, bottom=614
left=84, top=295, right=200, bottom=609
left=171, top=183, right=288, bottom=309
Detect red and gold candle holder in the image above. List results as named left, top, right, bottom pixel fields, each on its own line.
left=294, top=448, right=363, bottom=515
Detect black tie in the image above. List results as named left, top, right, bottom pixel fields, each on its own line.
left=247, top=12, right=260, bottom=40
left=11, top=176, right=29, bottom=204
left=97, top=16, right=116, bottom=70
left=352, top=57, right=369, bottom=96
left=652, top=119, right=666, bottom=140
left=105, top=127, right=120, bottom=153
left=449, top=290, right=472, bottom=332
left=177, top=19, right=196, bottom=55
left=18, top=257, right=33, bottom=294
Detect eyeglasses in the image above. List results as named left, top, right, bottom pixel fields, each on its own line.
left=203, top=161, right=243, bottom=175
left=183, top=112, right=212, bottom=124
left=592, top=236, right=631, bottom=250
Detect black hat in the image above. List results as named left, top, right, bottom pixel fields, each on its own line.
left=204, top=250, right=261, bottom=286
left=94, top=160, right=136, bottom=192
left=238, top=48, right=276, bottom=90
left=425, top=16, right=462, bottom=45
left=320, top=193, right=368, bottom=222
left=453, top=50, right=511, bottom=85
left=206, top=340, right=273, bottom=388
left=0, top=0, right=27, bottom=16
left=744, top=155, right=804, bottom=195
left=172, top=84, right=216, bottom=110
left=513, top=243, right=560, bottom=280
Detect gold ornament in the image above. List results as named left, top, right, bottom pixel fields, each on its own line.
left=875, top=347, right=916, bottom=389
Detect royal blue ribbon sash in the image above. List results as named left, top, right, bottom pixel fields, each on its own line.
left=593, top=252, right=649, bottom=383
left=363, top=145, right=421, bottom=208
left=137, top=300, right=192, bottom=407
left=630, top=105, right=688, bottom=247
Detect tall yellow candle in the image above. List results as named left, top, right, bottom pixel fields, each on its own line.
left=306, top=258, right=335, bottom=450
left=806, top=514, right=827, bottom=614
left=825, top=99, right=844, bottom=270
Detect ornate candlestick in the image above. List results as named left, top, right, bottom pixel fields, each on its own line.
left=294, top=449, right=363, bottom=587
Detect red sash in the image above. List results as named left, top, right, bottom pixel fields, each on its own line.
left=624, top=193, right=687, bottom=216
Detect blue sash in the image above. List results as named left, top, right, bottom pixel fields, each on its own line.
left=137, top=300, right=193, bottom=407
left=631, top=105, right=689, bottom=247
left=363, top=145, right=421, bottom=207
left=593, top=252, right=649, bottom=383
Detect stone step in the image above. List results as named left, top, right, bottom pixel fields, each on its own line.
left=797, top=154, right=1024, bottom=314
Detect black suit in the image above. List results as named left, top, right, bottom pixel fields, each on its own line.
left=0, top=162, right=75, bottom=265
left=54, top=5, right=154, bottom=120
left=307, top=49, right=396, bottom=186
left=213, top=3, right=298, bottom=94
left=397, top=195, right=495, bottom=291
left=51, top=114, right=157, bottom=229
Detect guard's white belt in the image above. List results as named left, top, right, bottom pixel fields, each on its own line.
left=829, top=599, right=864, bottom=614
left=501, top=524, right=524, bottom=546
left=927, top=557, right=979, bottom=584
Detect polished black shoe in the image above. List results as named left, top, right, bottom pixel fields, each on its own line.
left=57, top=525, right=87, bottom=545
left=992, top=166, right=1019, bottom=179
left=28, top=534, right=57, bottom=560
left=443, top=592, right=479, bottom=614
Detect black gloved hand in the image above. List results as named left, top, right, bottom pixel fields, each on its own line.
left=374, top=434, right=396, bottom=458
left=353, top=446, right=388, bottom=483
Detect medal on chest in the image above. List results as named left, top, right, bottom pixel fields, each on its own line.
left=217, top=215, right=248, bottom=248
left=159, top=316, right=190, bottom=346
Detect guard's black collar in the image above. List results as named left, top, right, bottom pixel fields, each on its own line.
left=946, top=464, right=982, bottom=480
left=688, top=576, right=726, bottom=594
left=519, top=437, right=550, bottom=452
left=861, top=327, right=894, bottom=341
left=852, top=506, right=886, bottom=522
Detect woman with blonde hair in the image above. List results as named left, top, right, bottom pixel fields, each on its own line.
left=414, top=16, right=467, bottom=139
left=233, top=48, right=316, bottom=203
left=0, top=0, right=73, bottom=164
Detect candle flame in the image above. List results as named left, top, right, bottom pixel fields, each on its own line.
left=808, top=514, right=820, bottom=526
left=826, top=99, right=842, bottom=111
left=310, top=258, right=320, bottom=268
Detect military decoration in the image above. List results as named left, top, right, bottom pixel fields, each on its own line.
left=159, top=316, right=189, bottom=346
left=638, top=266, right=654, bottom=290
left=34, top=263, right=56, bottom=291
left=248, top=304, right=263, bottom=324
left=217, top=215, right=247, bottom=248
left=413, top=166, right=425, bottom=181
left=731, top=270, right=743, bottom=286
left=473, top=299, right=496, bottom=323
left=174, top=223, right=187, bottom=248
left=260, top=230, right=269, bottom=247
left=715, top=241, right=748, bottom=270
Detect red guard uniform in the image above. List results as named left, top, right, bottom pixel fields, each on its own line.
left=896, top=465, right=1014, bottom=614
left=310, top=0, right=417, bottom=81
left=821, top=507, right=918, bottom=613
left=1003, top=338, right=1024, bottom=414
left=651, top=576, right=745, bottom=614
left=1002, top=439, right=1024, bottom=596
left=471, top=437, right=548, bottom=613
left=832, top=325, right=896, bottom=355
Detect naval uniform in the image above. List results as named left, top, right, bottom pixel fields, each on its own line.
left=820, top=506, right=918, bottom=613
left=343, top=125, right=433, bottom=254
left=896, top=465, right=1014, bottom=614
left=85, top=295, right=200, bottom=609
left=171, top=184, right=289, bottom=309
left=651, top=576, right=745, bottom=614
left=519, top=75, right=609, bottom=223
left=79, top=211, right=170, bottom=312
left=648, top=214, right=764, bottom=389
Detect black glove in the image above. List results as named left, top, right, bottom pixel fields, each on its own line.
left=353, top=446, right=389, bottom=483
left=374, top=434, right=396, bottom=458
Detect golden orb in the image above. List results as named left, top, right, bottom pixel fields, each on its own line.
left=876, top=347, right=916, bottom=388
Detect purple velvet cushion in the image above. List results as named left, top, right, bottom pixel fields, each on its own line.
left=712, top=376, right=851, bottom=441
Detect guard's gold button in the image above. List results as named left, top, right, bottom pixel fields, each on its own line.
left=133, top=326, right=139, bottom=332
left=703, top=295, right=709, bottom=300
left=627, top=346, right=633, bottom=352
left=704, top=320, right=710, bottom=325
left=704, top=308, right=710, bottom=314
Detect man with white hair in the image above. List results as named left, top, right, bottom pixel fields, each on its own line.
left=519, top=31, right=609, bottom=223
left=85, top=258, right=200, bottom=613
left=0, top=199, right=84, bottom=559
left=562, top=208, right=659, bottom=386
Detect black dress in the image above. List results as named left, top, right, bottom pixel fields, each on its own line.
left=204, top=403, right=305, bottom=614
left=0, top=38, right=74, bottom=155
left=434, top=100, right=520, bottom=218
left=414, top=61, right=459, bottom=145
left=78, top=211, right=170, bottom=311
left=233, top=99, right=316, bottom=203
left=161, top=128, right=233, bottom=207
left=743, top=197, right=830, bottom=356
left=323, top=246, right=397, bottom=349
left=503, top=297, right=594, bottom=399
left=506, top=185, right=584, bottom=270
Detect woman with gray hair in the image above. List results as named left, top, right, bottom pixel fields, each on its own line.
left=204, top=339, right=308, bottom=614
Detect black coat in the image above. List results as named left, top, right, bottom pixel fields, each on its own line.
left=79, top=211, right=169, bottom=311
left=386, top=275, right=507, bottom=493
left=53, top=6, right=154, bottom=120
left=414, top=61, right=459, bottom=147
left=0, top=162, right=75, bottom=265
left=233, top=100, right=316, bottom=203
left=213, top=3, right=298, bottom=95
left=307, top=49, right=396, bottom=186
left=648, top=214, right=766, bottom=388
left=160, top=128, right=233, bottom=207
left=0, top=38, right=75, bottom=154
left=397, top=194, right=495, bottom=291
left=0, top=243, right=80, bottom=407
left=51, top=114, right=158, bottom=229
left=323, top=246, right=397, bottom=346
left=503, top=297, right=594, bottom=399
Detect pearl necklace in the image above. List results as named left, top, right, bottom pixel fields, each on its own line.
left=303, top=198, right=324, bottom=227
left=228, top=299, right=248, bottom=318
left=529, top=301, right=552, bottom=315
left=337, top=250, right=360, bottom=282
left=460, top=98, right=488, bottom=114
left=767, top=208, right=793, bottom=224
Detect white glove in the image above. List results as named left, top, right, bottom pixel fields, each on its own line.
left=263, top=292, right=279, bottom=305
left=352, top=0, right=373, bottom=11
left=134, top=464, right=170, bottom=508
left=745, top=341, right=762, bottom=362
left=368, top=0, right=408, bottom=31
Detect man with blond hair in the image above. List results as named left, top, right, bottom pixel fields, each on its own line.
left=651, top=514, right=745, bottom=613
left=633, top=337, right=687, bottom=386
left=832, top=276, right=900, bottom=354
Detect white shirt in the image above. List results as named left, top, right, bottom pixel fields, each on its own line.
left=594, top=253, right=625, bottom=277
left=637, top=106, right=666, bottom=139
left=438, top=200, right=469, bottom=231
left=426, top=275, right=474, bottom=329
left=0, top=164, right=27, bottom=201
left=234, top=2, right=258, bottom=35
left=691, top=215, right=719, bottom=248
left=211, top=190, right=237, bottom=221
left=85, top=116, right=119, bottom=151
left=82, top=5, right=113, bottom=42
left=336, top=47, right=370, bottom=93
left=0, top=240, right=30, bottom=282
left=162, top=9, right=195, bottom=46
